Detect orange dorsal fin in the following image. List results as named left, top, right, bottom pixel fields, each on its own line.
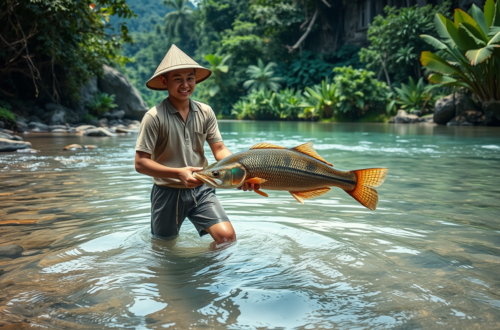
left=244, top=177, right=267, bottom=184
left=292, top=142, right=332, bottom=166
left=250, top=143, right=287, bottom=150
left=290, top=188, right=331, bottom=204
left=254, top=189, right=268, bottom=197
left=344, top=168, right=388, bottom=211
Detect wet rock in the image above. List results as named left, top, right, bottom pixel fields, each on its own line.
left=483, top=99, right=500, bottom=126
left=51, top=128, right=67, bottom=133
left=0, top=244, right=24, bottom=258
left=98, top=118, right=108, bottom=127
left=21, top=249, right=42, bottom=256
left=108, top=119, right=119, bottom=126
left=75, top=125, right=96, bottom=132
left=434, top=94, right=456, bottom=125
left=28, top=122, right=49, bottom=131
left=63, top=144, right=83, bottom=150
left=0, top=128, right=14, bottom=134
left=16, top=148, right=39, bottom=153
left=14, top=121, right=27, bottom=133
left=28, top=115, right=42, bottom=123
left=44, top=103, right=80, bottom=124
left=0, top=132, right=14, bottom=140
left=98, top=64, right=148, bottom=119
left=0, top=138, right=32, bottom=152
left=83, top=145, right=98, bottom=149
left=447, top=116, right=473, bottom=126
left=83, top=127, right=116, bottom=137
left=464, top=111, right=485, bottom=125
left=103, top=110, right=125, bottom=120
left=390, top=110, right=419, bottom=123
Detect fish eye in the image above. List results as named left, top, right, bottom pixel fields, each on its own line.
left=212, top=170, right=219, bottom=177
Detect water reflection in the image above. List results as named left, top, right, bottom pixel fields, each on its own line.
left=0, top=122, right=500, bottom=329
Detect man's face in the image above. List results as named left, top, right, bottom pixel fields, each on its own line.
left=160, top=69, right=196, bottom=102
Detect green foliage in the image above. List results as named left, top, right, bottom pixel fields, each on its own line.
left=393, top=77, right=439, bottom=114
left=0, top=0, right=135, bottom=100
left=420, top=0, right=500, bottom=101
left=243, top=59, right=284, bottom=92
left=232, top=88, right=304, bottom=120
left=86, top=92, right=118, bottom=115
left=0, top=107, right=15, bottom=122
left=83, top=113, right=98, bottom=123
left=203, top=54, right=232, bottom=97
left=359, top=2, right=451, bottom=84
left=164, top=0, right=194, bottom=38
left=302, top=78, right=337, bottom=119
left=333, top=67, right=390, bottom=119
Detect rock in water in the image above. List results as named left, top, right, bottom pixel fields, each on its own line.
left=0, top=138, right=32, bottom=151
left=483, top=100, right=500, bottom=126
left=83, top=127, right=117, bottom=137
left=0, top=244, right=24, bottom=258
left=63, top=144, right=83, bottom=150
left=434, top=94, right=456, bottom=125
left=98, top=65, right=148, bottom=119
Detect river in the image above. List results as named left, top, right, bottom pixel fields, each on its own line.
left=0, top=121, right=499, bottom=329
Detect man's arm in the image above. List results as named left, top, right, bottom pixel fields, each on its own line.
left=208, top=142, right=259, bottom=192
left=135, top=151, right=203, bottom=188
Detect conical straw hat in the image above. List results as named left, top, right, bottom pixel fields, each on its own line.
left=146, top=44, right=211, bottom=90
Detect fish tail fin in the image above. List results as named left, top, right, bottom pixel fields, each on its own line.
left=346, top=168, right=388, bottom=211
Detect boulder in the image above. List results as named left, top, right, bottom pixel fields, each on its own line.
left=0, top=138, right=32, bottom=151
left=83, top=127, right=117, bottom=137
left=98, top=65, right=148, bottom=119
left=463, top=111, right=485, bottom=125
left=28, top=122, right=49, bottom=131
left=434, top=94, right=456, bottom=125
left=0, top=121, right=4, bottom=128
left=0, top=244, right=24, bottom=258
left=28, top=115, right=43, bottom=123
left=16, top=148, right=39, bottom=153
left=14, top=121, right=28, bottom=133
left=447, top=116, right=473, bottom=126
left=30, top=105, right=45, bottom=119
left=73, top=77, right=98, bottom=115
left=51, top=128, right=67, bottom=133
left=44, top=103, right=80, bottom=124
left=455, top=94, right=479, bottom=115
left=390, top=110, right=419, bottom=123
left=483, top=99, right=500, bottom=126
left=63, top=144, right=83, bottom=150
left=103, top=110, right=125, bottom=120
left=98, top=118, right=108, bottom=127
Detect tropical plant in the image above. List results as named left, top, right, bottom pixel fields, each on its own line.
left=359, top=2, right=451, bottom=87
left=164, top=0, right=194, bottom=38
left=276, top=88, right=305, bottom=120
left=85, top=92, right=118, bottom=115
left=203, top=54, right=232, bottom=97
left=0, top=0, right=134, bottom=100
left=302, top=78, right=338, bottom=119
left=243, top=59, right=284, bottom=92
left=333, top=67, right=390, bottom=119
left=276, top=51, right=334, bottom=90
left=420, top=0, right=500, bottom=102
left=0, top=107, right=15, bottom=122
left=391, top=77, right=439, bottom=114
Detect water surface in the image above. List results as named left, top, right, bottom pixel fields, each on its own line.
left=1, top=122, right=499, bottom=329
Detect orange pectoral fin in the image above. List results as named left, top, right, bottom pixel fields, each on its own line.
left=244, top=177, right=267, bottom=185
left=254, top=189, right=268, bottom=197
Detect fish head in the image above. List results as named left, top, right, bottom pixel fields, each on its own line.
left=193, top=162, right=247, bottom=189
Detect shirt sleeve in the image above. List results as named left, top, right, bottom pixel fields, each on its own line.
left=205, top=106, right=223, bottom=144
left=135, top=113, right=159, bottom=154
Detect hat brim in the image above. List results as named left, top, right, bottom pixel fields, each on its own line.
left=146, top=64, right=212, bottom=91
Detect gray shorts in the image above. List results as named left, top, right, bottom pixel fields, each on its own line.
left=150, top=184, right=230, bottom=238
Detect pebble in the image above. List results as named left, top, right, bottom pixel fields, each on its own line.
left=16, top=148, right=40, bottom=153
left=0, top=244, right=24, bottom=258
left=63, top=144, right=83, bottom=150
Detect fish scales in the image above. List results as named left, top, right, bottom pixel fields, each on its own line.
left=237, top=149, right=356, bottom=192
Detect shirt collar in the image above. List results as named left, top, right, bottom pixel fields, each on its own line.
left=165, top=98, right=198, bottom=114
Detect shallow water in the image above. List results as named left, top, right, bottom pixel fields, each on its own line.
left=0, top=122, right=500, bottom=329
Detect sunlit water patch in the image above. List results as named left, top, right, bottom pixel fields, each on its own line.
left=1, top=123, right=500, bottom=329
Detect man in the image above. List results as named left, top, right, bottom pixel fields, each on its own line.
left=135, top=44, right=256, bottom=245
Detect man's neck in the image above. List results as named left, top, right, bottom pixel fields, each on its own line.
left=168, top=96, right=190, bottom=113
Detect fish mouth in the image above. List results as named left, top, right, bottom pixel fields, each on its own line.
left=193, top=173, right=222, bottom=187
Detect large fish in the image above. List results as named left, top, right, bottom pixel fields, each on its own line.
left=194, top=142, right=388, bottom=210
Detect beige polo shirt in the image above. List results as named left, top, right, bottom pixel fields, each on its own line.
left=135, top=98, right=223, bottom=188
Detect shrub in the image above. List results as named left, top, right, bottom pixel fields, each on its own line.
left=85, top=92, right=118, bottom=115
left=0, top=107, right=15, bottom=122
left=302, top=78, right=337, bottom=120
left=333, top=67, right=390, bottom=119
left=392, top=77, right=440, bottom=114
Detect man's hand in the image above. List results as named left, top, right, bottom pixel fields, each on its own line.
left=238, top=182, right=260, bottom=192
left=177, top=167, right=203, bottom=188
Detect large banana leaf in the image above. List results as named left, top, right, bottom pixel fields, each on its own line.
left=420, top=51, right=461, bottom=74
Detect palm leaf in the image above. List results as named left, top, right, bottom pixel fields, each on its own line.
left=484, top=0, right=495, bottom=28
left=469, top=4, right=489, bottom=35
left=420, top=34, right=449, bottom=50
left=466, top=45, right=496, bottom=65
left=420, top=51, right=461, bottom=75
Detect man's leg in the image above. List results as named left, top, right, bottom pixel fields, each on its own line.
left=204, top=221, right=236, bottom=244
left=187, top=185, right=234, bottom=245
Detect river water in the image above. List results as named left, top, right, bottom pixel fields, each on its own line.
left=0, top=122, right=499, bottom=329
